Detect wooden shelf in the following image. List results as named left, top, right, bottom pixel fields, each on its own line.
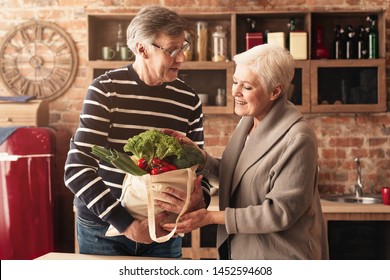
left=87, top=10, right=386, bottom=115
left=310, top=59, right=386, bottom=113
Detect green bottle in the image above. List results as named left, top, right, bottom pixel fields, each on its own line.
left=286, top=18, right=296, bottom=50
left=367, top=15, right=378, bottom=59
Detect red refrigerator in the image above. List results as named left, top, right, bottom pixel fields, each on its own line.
left=0, top=127, right=55, bottom=259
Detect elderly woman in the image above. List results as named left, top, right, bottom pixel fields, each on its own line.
left=161, top=44, right=329, bottom=260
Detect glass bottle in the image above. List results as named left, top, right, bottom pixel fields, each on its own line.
left=183, top=30, right=194, bottom=61
left=286, top=17, right=296, bottom=50
left=333, top=25, right=345, bottom=59
left=345, top=25, right=356, bottom=59
left=196, top=21, right=208, bottom=61
left=212, top=25, right=227, bottom=62
left=245, top=18, right=263, bottom=50
left=115, top=23, right=125, bottom=60
left=367, top=15, right=378, bottom=59
left=357, top=25, right=368, bottom=59
left=215, top=88, right=226, bottom=106
left=314, top=24, right=329, bottom=59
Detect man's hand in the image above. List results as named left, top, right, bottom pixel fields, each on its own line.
left=155, top=175, right=205, bottom=214
left=123, top=212, right=170, bottom=244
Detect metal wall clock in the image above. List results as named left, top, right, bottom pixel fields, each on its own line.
left=0, top=20, right=78, bottom=101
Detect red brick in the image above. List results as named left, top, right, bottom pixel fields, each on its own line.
left=124, top=0, right=161, bottom=6
left=350, top=149, right=369, bottom=159
left=334, top=171, right=348, bottom=182
left=336, top=149, right=347, bottom=158
left=329, top=137, right=364, bottom=147
left=377, top=159, right=390, bottom=170
left=321, top=149, right=335, bottom=159
left=369, top=149, right=386, bottom=158
left=319, top=159, right=338, bottom=170
left=369, top=138, right=388, bottom=146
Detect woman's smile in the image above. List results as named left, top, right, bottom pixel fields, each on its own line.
left=235, top=99, right=247, bottom=106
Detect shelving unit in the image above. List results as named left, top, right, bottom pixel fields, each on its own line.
left=309, top=11, right=386, bottom=113
left=87, top=9, right=386, bottom=115
left=310, top=59, right=386, bottom=112
left=87, top=13, right=235, bottom=114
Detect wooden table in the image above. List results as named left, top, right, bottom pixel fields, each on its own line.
left=36, top=252, right=169, bottom=260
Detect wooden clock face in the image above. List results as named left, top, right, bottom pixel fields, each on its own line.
left=0, top=20, right=78, bottom=101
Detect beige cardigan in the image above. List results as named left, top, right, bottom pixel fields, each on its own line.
left=204, top=97, right=329, bottom=259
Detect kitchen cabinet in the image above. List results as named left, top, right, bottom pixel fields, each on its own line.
left=87, top=9, right=386, bottom=114
left=321, top=200, right=390, bottom=260
left=310, top=59, right=386, bottom=112
left=290, top=60, right=311, bottom=113
left=309, top=11, right=386, bottom=112
left=234, top=10, right=386, bottom=113
left=87, top=14, right=234, bottom=114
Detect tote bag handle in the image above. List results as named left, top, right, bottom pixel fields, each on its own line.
left=145, top=167, right=195, bottom=243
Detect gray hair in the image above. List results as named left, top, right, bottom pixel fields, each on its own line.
left=233, top=44, right=295, bottom=97
left=126, top=5, right=187, bottom=54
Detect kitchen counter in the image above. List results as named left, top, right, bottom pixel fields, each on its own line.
left=210, top=195, right=390, bottom=218
left=320, top=199, right=390, bottom=223
left=182, top=195, right=390, bottom=259
left=321, top=199, right=390, bottom=214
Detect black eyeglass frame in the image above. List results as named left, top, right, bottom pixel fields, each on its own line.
left=151, top=40, right=191, bottom=58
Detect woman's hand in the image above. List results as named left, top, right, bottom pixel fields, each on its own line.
left=162, top=208, right=213, bottom=234
left=155, top=175, right=205, bottom=214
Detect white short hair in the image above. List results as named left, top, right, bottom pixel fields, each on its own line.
left=233, top=44, right=295, bottom=96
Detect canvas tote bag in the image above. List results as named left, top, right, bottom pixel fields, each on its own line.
left=105, top=165, right=197, bottom=243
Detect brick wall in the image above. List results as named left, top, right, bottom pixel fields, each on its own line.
left=0, top=0, right=389, bottom=252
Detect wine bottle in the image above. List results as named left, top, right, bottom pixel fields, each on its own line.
left=345, top=25, right=357, bottom=59
left=314, top=24, right=329, bottom=59
left=333, top=25, right=345, bottom=59
left=366, top=15, right=378, bottom=59
left=286, top=17, right=296, bottom=50
left=357, top=25, right=368, bottom=59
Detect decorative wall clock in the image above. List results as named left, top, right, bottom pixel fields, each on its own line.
left=0, top=20, right=78, bottom=101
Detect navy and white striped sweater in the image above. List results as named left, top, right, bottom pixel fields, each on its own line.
left=64, top=64, right=210, bottom=233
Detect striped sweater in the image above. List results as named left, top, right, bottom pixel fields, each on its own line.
left=64, top=64, right=210, bottom=233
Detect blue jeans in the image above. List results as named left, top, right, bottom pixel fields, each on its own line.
left=76, top=215, right=182, bottom=258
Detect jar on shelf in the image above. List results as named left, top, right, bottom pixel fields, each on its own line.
left=212, top=25, right=227, bottom=62
left=195, top=21, right=208, bottom=61
left=183, top=30, right=194, bottom=61
left=215, top=88, right=226, bottom=106
left=115, top=23, right=125, bottom=60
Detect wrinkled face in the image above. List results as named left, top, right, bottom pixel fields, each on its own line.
left=232, top=64, right=277, bottom=121
left=146, top=32, right=187, bottom=84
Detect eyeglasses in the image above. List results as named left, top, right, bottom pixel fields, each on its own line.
left=151, top=40, right=190, bottom=58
